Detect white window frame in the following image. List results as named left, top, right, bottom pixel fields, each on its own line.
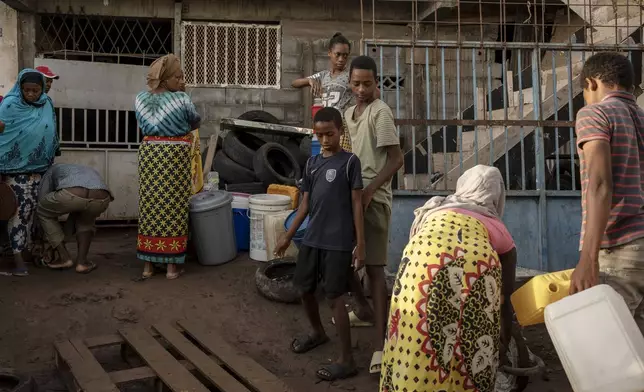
left=181, top=21, right=281, bottom=89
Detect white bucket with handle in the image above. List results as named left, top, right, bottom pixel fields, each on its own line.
left=249, top=194, right=291, bottom=262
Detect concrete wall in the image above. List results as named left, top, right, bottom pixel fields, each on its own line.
left=31, top=0, right=414, bottom=141
left=0, top=2, right=18, bottom=95
left=388, top=195, right=582, bottom=274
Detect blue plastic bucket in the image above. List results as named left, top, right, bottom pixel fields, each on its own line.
left=311, top=135, right=321, bottom=156
left=284, top=209, right=309, bottom=248
left=231, top=193, right=251, bottom=251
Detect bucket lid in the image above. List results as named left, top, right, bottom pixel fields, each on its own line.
left=249, top=194, right=291, bottom=206
left=190, top=190, right=233, bottom=212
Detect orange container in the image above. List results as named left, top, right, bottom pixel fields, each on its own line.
left=267, top=184, right=299, bottom=209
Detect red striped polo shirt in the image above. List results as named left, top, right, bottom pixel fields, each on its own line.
left=576, top=91, right=644, bottom=250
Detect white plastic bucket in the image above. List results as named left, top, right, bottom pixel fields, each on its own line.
left=249, top=194, right=291, bottom=262
left=231, top=192, right=250, bottom=209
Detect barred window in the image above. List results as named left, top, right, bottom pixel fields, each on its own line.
left=37, top=14, right=173, bottom=66
left=182, top=22, right=281, bottom=89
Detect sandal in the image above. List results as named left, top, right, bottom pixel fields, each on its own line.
left=0, top=268, right=29, bottom=277
left=316, top=363, right=358, bottom=381
left=369, top=351, right=383, bottom=374
left=332, top=310, right=375, bottom=327
left=166, top=269, right=184, bottom=280
left=290, top=334, right=330, bottom=354
left=76, top=261, right=97, bottom=274
left=47, top=259, right=74, bottom=270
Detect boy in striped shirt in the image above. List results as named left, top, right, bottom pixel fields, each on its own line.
left=570, top=52, right=644, bottom=331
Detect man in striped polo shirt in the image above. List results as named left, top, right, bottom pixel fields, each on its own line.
left=570, top=52, right=644, bottom=331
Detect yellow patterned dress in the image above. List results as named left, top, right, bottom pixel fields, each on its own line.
left=136, top=135, right=192, bottom=264
left=380, top=210, right=502, bottom=392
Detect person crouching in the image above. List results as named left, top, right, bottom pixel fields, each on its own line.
left=36, top=164, right=113, bottom=274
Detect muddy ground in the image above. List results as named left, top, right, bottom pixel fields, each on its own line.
left=0, top=228, right=572, bottom=392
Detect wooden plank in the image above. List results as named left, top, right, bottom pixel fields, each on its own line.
left=109, top=357, right=223, bottom=385
left=178, top=319, right=294, bottom=392
left=154, top=323, right=251, bottom=392
left=119, top=327, right=209, bottom=392
left=202, top=134, right=218, bottom=179
left=55, top=340, right=119, bottom=392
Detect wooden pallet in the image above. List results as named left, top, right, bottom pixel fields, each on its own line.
left=54, top=319, right=294, bottom=392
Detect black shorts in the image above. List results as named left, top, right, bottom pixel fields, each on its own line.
left=294, top=245, right=353, bottom=299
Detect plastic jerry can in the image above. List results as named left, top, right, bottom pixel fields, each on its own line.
left=511, top=269, right=574, bottom=326
left=544, top=284, right=644, bottom=392
left=267, top=184, right=299, bottom=209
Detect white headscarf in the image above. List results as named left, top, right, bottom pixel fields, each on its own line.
left=409, top=165, right=506, bottom=238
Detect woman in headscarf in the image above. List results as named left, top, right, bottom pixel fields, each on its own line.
left=135, top=54, right=201, bottom=280
left=380, top=165, right=517, bottom=392
left=0, top=69, right=58, bottom=277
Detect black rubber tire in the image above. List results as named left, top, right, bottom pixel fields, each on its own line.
left=222, top=131, right=266, bottom=169
left=255, top=258, right=300, bottom=304
left=0, top=370, right=35, bottom=392
left=284, top=138, right=308, bottom=168
left=253, top=143, right=302, bottom=186
left=299, top=136, right=312, bottom=157
left=238, top=110, right=280, bottom=124
left=225, top=182, right=267, bottom=194
left=212, top=151, right=257, bottom=184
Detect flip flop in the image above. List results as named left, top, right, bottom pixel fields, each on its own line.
left=48, top=259, right=74, bottom=270
left=369, top=351, right=383, bottom=374
left=290, top=334, right=330, bottom=354
left=76, top=261, right=97, bottom=274
left=332, top=310, right=375, bottom=327
left=166, top=269, right=185, bottom=280
left=316, top=363, right=358, bottom=381
left=0, top=268, right=29, bottom=277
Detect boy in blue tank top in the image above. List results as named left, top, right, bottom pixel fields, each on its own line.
left=274, top=107, right=365, bottom=381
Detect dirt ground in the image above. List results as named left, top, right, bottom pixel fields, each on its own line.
left=0, top=228, right=573, bottom=392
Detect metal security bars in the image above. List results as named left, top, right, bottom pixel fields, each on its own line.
left=181, top=22, right=281, bottom=88
left=37, top=14, right=173, bottom=65
left=55, top=107, right=140, bottom=149
left=363, top=0, right=644, bottom=194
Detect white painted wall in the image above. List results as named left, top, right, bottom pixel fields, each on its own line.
left=0, top=2, right=18, bottom=96
left=34, top=58, right=148, bottom=111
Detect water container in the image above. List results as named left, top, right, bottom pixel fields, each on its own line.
left=511, top=269, right=574, bottom=326
left=231, top=192, right=250, bottom=251
left=311, top=135, right=321, bottom=156
left=267, top=184, right=299, bottom=209
left=189, top=191, right=237, bottom=265
left=249, top=194, right=291, bottom=261
left=312, top=101, right=324, bottom=119
left=545, top=284, right=644, bottom=392
left=284, top=209, right=310, bottom=248
left=264, top=210, right=299, bottom=260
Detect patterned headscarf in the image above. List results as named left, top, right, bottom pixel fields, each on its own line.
left=147, top=54, right=182, bottom=90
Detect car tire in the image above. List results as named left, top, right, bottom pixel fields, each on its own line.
left=284, top=138, right=308, bottom=168
left=0, top=369, right=35, bottom=392
left=299, top=136, right=312, bottom=158
left=238, top=110, right=280, bottom=124
left=212, top=151, right=257, bottom=184
left=253, top=142, right=302, bottom=186
left=222, top=131, right=266, bottom=170
left=225, top=182, right=267, bottom=195
left=255, top=258, right=300, bottom=304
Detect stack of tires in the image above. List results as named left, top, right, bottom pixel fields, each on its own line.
left=214, top=112, right=309, bottom=194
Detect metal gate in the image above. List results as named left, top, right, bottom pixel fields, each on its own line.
left=364, top=0, right=644, bottom=272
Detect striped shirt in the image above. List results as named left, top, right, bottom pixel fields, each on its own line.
left=135, top=91, right=200, bottom=137
left=576, top=91, right=644, bottom=250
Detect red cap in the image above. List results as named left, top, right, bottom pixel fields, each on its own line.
left=35, top=66, right=60, bottom=80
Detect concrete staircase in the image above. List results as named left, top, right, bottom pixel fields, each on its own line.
left=427, top=0, right=644, bottom=190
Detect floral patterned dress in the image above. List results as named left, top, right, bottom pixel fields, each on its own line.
left=380, top=210, right=502, bottom=392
